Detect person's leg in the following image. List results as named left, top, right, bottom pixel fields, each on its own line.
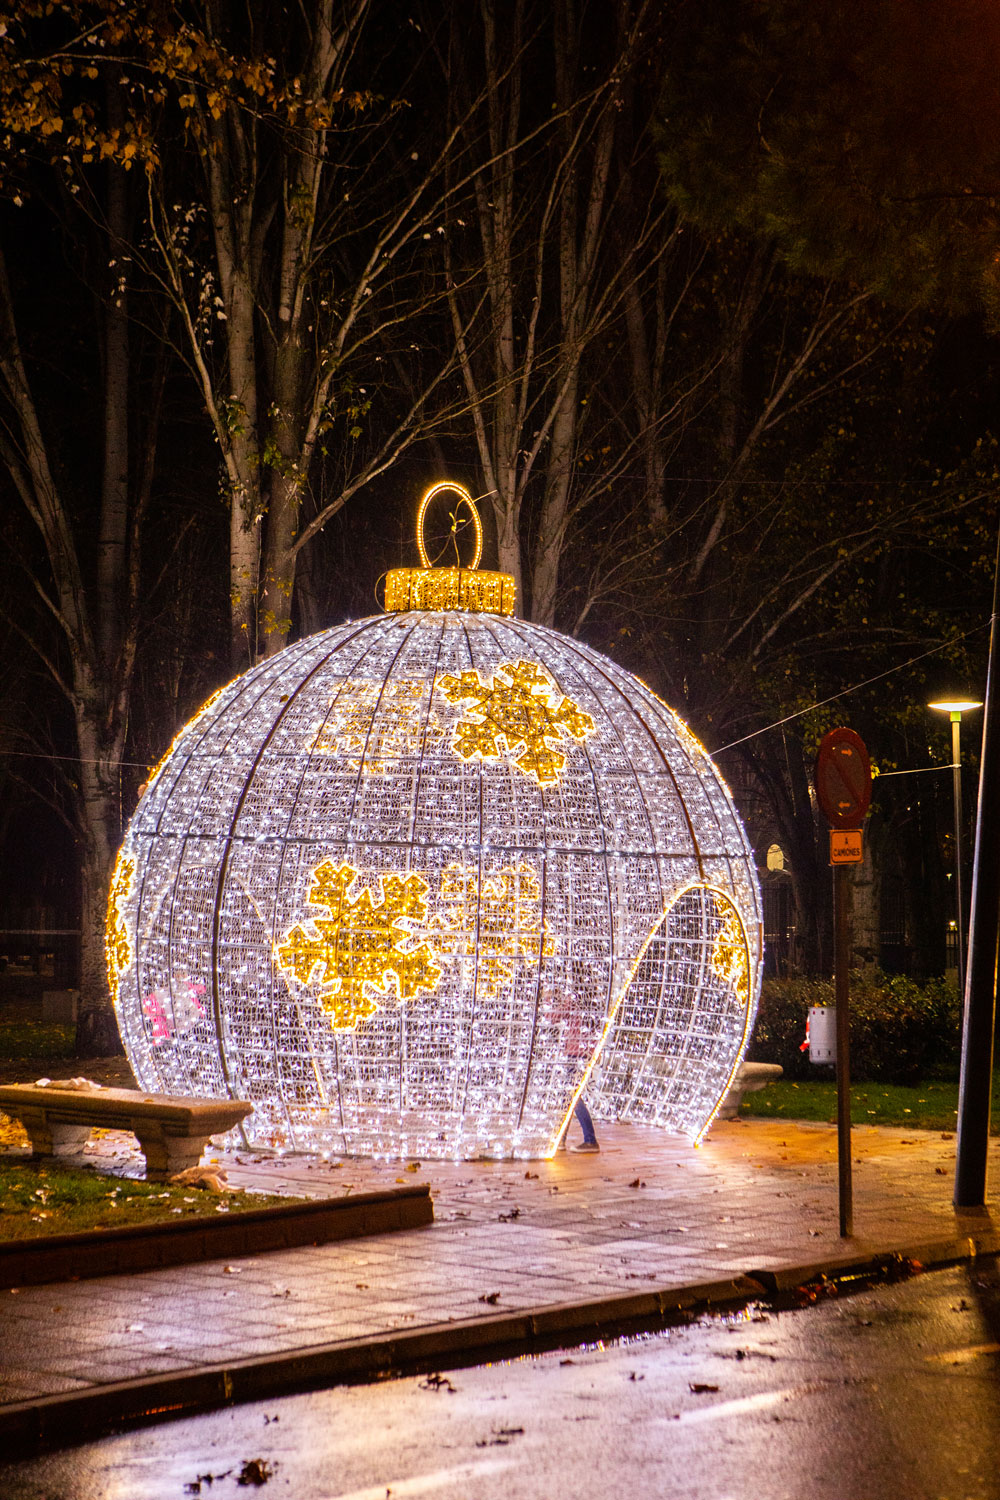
left=571, top=1096, right=599, bottom=1151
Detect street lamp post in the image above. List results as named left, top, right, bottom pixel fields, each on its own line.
left=928, top=698, right=983, bottom=995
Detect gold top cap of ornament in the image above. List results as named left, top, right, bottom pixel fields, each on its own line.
left=384, top=481, right=516, bottom=617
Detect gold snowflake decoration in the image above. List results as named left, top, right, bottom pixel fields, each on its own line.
left=709, top=895, right=750, bottom=1009
left=430, top=862, right=555, bottom=994
left=276, top=861, right=442, bottom=1032
left=438, top=659, right=594, bottom=785
left=105, top=852, right=135, bottom=1008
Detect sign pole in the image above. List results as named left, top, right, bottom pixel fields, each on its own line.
left=815, top=727, right=871, bottom=1241
left=834, top=862, right=853, bottom=1237
left=955, top=522, right=1000, bottom=1207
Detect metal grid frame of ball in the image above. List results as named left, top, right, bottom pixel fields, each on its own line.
left=107, top=495, right=762, bottom=1160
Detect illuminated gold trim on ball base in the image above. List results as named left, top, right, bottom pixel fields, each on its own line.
left=385, top=481, right=516, bottom=616
left=384, top=565, right=516, bottom=616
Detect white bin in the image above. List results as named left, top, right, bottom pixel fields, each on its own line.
left=808, top=1004, right=836, bottom=1064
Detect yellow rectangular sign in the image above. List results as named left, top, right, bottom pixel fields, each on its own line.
left=830, top=828, right=863, bottom=864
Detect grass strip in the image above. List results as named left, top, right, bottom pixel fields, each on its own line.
left=0, top=1159, right=299, bottom=1241
left=0, top=1022, right=76, bottom=1059
left=740, top=1074, right=1000, bottom=1132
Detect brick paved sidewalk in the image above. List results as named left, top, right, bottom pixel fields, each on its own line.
left=1, top=1117, right=998, bottom=1415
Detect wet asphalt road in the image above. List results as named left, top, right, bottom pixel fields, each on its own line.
left=2, top=1261, right=1000, bottom=1500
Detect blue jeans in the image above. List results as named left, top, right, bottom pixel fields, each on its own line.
left=573, top=1097, right=598, bottom=1145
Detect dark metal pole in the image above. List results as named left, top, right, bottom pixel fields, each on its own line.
left=954, top=526, right=1000, bottom=1208
left=835, top=863, right=853, bottom=1237
left=951, top=713, right=966, bottom=998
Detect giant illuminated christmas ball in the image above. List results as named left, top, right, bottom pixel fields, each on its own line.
left=107, top=483, right=762, bottom=1159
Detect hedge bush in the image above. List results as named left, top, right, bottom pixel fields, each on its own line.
left=746, top=970, right=961, bottom=1085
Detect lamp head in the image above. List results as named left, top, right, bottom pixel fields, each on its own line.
left=928, top=698, right=983, bottom=719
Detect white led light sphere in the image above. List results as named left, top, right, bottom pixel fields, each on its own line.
left=108, top=488, right=762, bottom=1159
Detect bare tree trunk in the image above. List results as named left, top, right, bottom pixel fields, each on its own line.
left=98, top=103, right=130, bottom=668
left=444, top=0, right=658, bottom=624
left=450, top=0, right=529, bottom=603
left=149, top=0, right=471, bottom=663
left=75, top=705, right=127, bottom=1055
left=0, top=152, right=152, bottom=1055
left=742, top=733, right=827, bottom=977
left=530, top=367, right=578, bottom=626
left=259, top=339, right=308, bottom=656
left=623, top=265, right=669, bottom=532
left=688, top=244, right=771, bottom=667
left=491, top=486, right=525, bottom=602
left=529, top=0, right=616, bottom=626
left=226, top=271, right=263, bottom=670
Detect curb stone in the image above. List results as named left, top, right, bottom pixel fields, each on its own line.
left=746, top=1226, right=1000, bottom=1293
left=0, top=1280, right=761, bottom=1457
left=0, top=1184, right=433, bottom=1287
left=3, top=1234, right=996, bottom=1459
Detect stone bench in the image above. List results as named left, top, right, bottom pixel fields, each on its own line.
left=716, top=1061, right=784, bottom=1120
left=0, top=1081, right=253, bottom=1180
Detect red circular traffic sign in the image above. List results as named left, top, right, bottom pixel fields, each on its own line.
left=815, top=727, right=872, bottom=828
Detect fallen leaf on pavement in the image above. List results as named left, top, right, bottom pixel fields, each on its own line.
left=236, top=1457, right=273, bottom=1486
left=186, top=1471, right=232, bottom=1495
left=476, top=1427, right=524, bottom=1447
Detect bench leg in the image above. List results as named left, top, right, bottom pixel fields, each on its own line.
left=717, top=1077, right=780, bottom=1121
left=47, top=1122, right=92, bottom=1154
left=715, top=1089, right=743, bottom=1120
left=136, top=1129, right=208, bottom=1181
left=14, top=1110, right=91, bottom=1158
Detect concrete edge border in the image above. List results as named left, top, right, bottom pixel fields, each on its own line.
left=2, top=1227, right=998, bottom=1459
left=0, top=1184, right=433, bottom=1287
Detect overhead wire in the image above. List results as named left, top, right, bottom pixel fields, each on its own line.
left=0, top=621, right=991, bottom=775
left=713, top=619, right=990, bottom=753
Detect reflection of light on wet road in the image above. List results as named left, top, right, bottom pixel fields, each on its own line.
left=331, top=1458, right=512, bottom=1499
left=925, top=1342, right=1000, bottom=1365
left=673, top=1381, right=832, bottom=1424
left=4, top=1265, right=1000, bottom=1500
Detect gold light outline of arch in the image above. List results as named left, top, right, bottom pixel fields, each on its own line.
left=546, top=881, right=759, bottom=1156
